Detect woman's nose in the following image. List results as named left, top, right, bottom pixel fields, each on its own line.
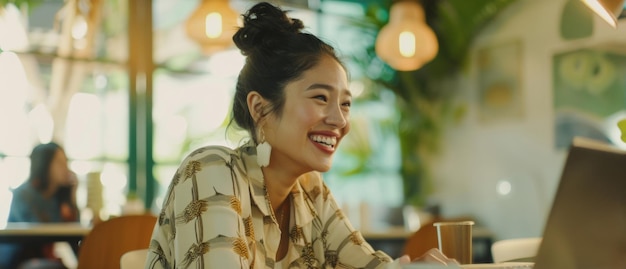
left=325, top=105, right=348, bottom=128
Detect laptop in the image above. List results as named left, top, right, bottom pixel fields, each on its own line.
left=406, top=137, right=625, bottom=269
left=533, top=137, right=626, bottom=269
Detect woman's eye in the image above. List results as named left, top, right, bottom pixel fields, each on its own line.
left=342, top=101, right=352, bottom=108
left=314, top=95, right=327, bottom=102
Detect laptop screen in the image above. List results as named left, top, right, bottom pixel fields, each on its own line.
left=534, top=137, right=626, bottom=269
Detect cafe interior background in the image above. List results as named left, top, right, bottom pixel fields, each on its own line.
left=1, top=0, right=626, bottom=250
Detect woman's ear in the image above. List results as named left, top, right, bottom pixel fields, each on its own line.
left=247, top=91, right=267, bottom=122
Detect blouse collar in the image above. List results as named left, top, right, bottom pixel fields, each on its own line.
left=239, top=141, right=316, bottom=232
left=239, top=141, right=269, bottom=216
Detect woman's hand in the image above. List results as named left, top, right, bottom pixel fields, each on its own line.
left=66, top=170, right=78, bottom=187
left=60, top=171, right=80, bottom=221
left=66, top=171, right=78, bottom=203
left=415, top=248, right=459, bottom=265
left=398, top=248, right=459, bottom=266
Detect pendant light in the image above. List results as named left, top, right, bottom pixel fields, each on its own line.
left=186, top=0, right=239, bottom=55
left=375, top=0, right=438, bottom=71
left=580, top=0, right=625, bottom=28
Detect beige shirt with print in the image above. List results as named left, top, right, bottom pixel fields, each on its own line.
left=144, top=141, right=400, bottom=269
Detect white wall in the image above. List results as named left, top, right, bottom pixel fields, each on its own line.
left=431, top=0, right=626, bottom=240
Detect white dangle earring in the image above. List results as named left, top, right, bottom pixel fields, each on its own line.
left=256, top=128, right=271, bottom=167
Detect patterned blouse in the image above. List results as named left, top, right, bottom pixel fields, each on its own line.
left=144, top=141, right=400, bottom=269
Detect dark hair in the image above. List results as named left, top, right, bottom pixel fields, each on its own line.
left=28, top=142, right=62, bottom=192
left=230, top=2, right=345, bottom=143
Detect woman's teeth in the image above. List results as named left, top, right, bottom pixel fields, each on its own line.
left=310, top=135, right=336, bottom=148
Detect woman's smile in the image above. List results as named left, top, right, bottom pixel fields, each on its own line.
left=309, top=133, right=338, bottom=153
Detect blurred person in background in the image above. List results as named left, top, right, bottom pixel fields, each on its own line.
left=0, top=142, right=79, bottom=269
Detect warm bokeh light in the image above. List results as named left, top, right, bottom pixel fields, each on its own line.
left=70, top=160, right=96, bottom=176
left=101, top=90, right=129, bottom=160
left=65, top=93, right=103, bottom=160
left=375, top=1, right=438, bottom=71
left=71, top=15, right=89, bottom=40
left=100, top=163, right=128, bottom=216
left=28, top=104, right=54, bottom=144
left=496, top=180, right=512, bottom=196
left=206, top=49, right=245, bottom=77
left=185, top=0, right=239, bottom=55
left=0, top=51, right=29, bottom=102
left=399, top=31, right=416, bottom=57
left=0, top=4, right=29, bottom=51
left=349, top=80, right=365, bottom=97
left=0, top=51, right=32, bottom=156
left=205, top=12, right=222, bottom=38
left=154, top=115, right=188, bottom=160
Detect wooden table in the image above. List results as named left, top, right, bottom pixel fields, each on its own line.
left=0, top=222, right=91, bottom=244
left=361, top=226, right=495, bottom=263
left=362, top=226, right=414, bottom=258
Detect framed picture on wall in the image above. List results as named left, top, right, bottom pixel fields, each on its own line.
left=553, top=44, right=626, bottom=149
left=476, top=40, right=523, bottom=123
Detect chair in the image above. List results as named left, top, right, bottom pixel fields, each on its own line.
left=402, top=219, right=440, bottom=260
left=76, top=214, right=157, bottom=269
left=120, top=248, right=149, bottom=269
left=491, top=237, right=542, bottom=263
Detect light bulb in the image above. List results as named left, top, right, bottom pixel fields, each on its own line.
left=71, top=15, right=88, bottom=40
left=205, top=12, right=222, bottom=38
left=399, top=31, right=416, bottom=57
left=186, top=0, right=239, bottom=55
left=375, top=1, right=438, bottom=71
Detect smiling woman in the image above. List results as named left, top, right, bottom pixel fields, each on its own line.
left=143, top=2, right=455, bottom=268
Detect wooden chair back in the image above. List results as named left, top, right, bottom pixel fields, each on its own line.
left=402, top=218, right=440, bottom=260
left=76, top=214, right=157, bottom=269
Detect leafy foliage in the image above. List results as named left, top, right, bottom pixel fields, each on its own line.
left=349, top=0, right=518, bottom=206
left=0, top=0, right=43, bottom=9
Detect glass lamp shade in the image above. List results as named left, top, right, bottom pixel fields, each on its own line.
left=581, top=0, right=625, bottom=28
left=375, top=1, right=438, bottom=71
left=185, top=0, right=239, bottom=55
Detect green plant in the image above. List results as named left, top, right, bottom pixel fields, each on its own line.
left=347, top=0, right=519, bottom=206
left=0, top=0, right=43, bottom=9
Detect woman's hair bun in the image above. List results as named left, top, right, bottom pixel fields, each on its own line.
left=233, top=2, right=304, bottom=55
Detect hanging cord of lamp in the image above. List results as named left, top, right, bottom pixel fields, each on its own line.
left=580, top=0, right=625, bottom=28
left=375, top=0, right=438, bottom=71
left=185, top=0, right=239, bottom=55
